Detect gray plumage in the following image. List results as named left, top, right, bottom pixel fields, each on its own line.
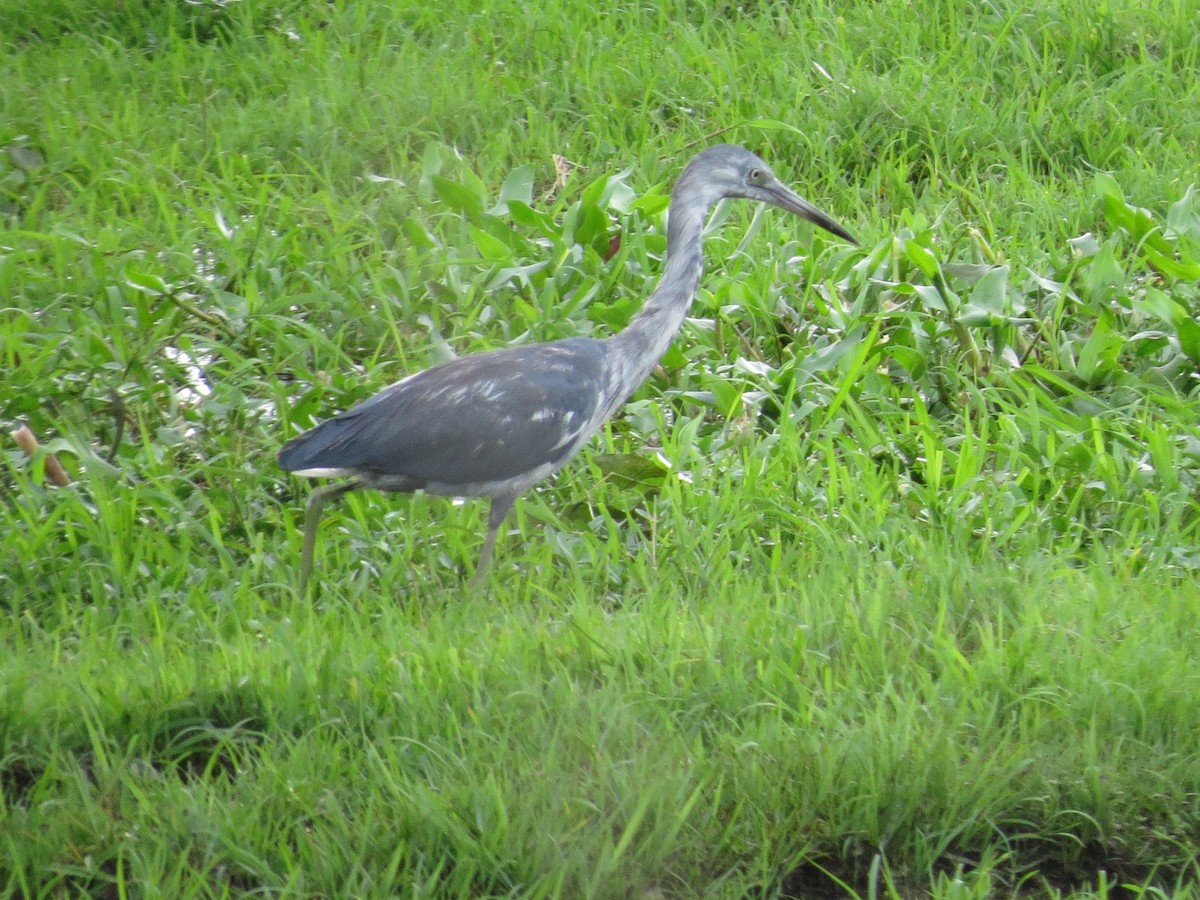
left=278, top=144, right=856, bottom=590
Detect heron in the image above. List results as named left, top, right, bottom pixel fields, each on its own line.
left=278, top=144, right=856, bottom=591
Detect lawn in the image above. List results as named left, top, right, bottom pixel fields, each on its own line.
left=3, top=0, right=1200, bottom=896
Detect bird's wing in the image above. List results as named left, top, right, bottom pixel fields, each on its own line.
left=277, top=339, right=609, bottom=487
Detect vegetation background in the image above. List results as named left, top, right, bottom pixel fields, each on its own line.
left=3, top=0, right=1200, bottom=896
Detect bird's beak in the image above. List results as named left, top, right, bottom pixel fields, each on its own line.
left=765, top=180, right=858, bottom=246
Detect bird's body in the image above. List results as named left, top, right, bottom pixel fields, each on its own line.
left=279, top=144, right=855, bottom=590
left=279, top=338, right=610, bottom=497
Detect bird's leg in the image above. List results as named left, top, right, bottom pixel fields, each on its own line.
left=469, top=495, right=516, bottom=590
left=299, top=480, right=362, bottom=594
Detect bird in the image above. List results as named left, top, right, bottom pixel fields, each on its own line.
left=278, top=144, right=856, bottom=591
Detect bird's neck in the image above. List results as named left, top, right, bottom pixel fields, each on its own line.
left=604, top=198, right=709, bottom=405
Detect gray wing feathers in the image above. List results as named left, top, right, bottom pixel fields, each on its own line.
left=277, top=339, right=607, bottom=486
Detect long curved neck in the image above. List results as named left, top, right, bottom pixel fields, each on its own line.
left=603, top=191, right=712, bottom=409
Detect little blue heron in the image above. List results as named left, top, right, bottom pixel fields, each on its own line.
left=278, top=144, right=856, bottom=590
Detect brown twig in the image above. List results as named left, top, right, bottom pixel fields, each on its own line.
left=11, top=425, right=71, bottom=486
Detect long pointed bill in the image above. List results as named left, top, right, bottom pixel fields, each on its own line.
left=765, top=181, right=858, bottom=246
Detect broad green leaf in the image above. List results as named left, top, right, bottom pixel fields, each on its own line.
left=1175, top=316, right=1200, bottom=363
left=581, top=169, right=635, bottom=213
left=125, top=268, right=171, bottom=296
left=1069, top=232, right=1101, bottom=258
left=1094, top=172, right=1125, bottom=205
left=489, top=164, right=535, bottom=216
left=704, top=377, right=742, bottom=417
left=485, top=259, right=550, bottom=292
left=432, top=175, right=485, bottom=220
left=573, top=203, right=611, bottom=251
left=913, top=282, right=951, bottom=313
left=1082, top=244, right=1124, bottom=301
left=800, top=329, right=865, bottom=376
left=505, top=199, right=557, bottom=237
left=958, top=265, right=1009, bottom=325
left=1133, top=286, right=1181, bottom=326
left=885, top=344, right=927, bottom=378
left=587, top=296, right=639, bottom=330
left=1144, top=246, right=1200, bottom=281
left=592, top=452, right=668, bottom=486
left=942, top=262, right=996, bottom=282
left=902, top=237, right=940, bottom=278
left=630, top=192, right=670, bottom=216
left=469, top=224, right=511, bottom=259
left=401, top=216, right=437, bottom=251
left=1075, top=317, right=1124, bottom=384
left=660, top=343, right=687, bottom=369
left=1167, top=184, right=1200, bottom=241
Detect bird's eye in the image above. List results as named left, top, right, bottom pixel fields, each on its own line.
left=748, top=168, right=765, bottom=184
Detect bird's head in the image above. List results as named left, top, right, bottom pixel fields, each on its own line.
left=678, top=144, right=857, bottom=246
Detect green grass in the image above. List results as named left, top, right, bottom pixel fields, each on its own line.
left=3, top=0, right=1200, bottom=896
